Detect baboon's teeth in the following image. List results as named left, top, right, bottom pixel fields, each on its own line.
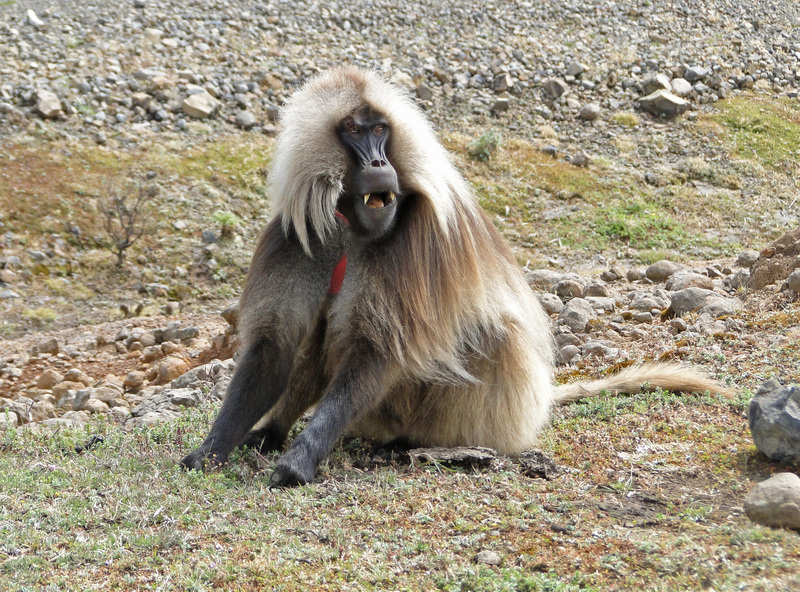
left=363, top=194, right=370, bottom=204
left=387, top=191, right=396, bottom=203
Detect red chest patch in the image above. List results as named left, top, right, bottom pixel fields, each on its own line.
left=328, top=210, right=349, bottom=295
left=328, top=254, right=347, bottom=295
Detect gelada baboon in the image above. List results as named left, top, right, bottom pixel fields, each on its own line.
left=180, top=67, right=728, bottom=486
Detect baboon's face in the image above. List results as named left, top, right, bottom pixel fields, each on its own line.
left=336, top=107, right=401, bottom=240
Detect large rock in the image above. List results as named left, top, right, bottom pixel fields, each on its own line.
left=637, top=89, right=690, bottom=118
left=30, top=337, right=59, bottom=356
left=36, top=89, right=62, bottom=119
left=750, top=228, right=800, bottom=290
left=556, top=298, right=596, bottom=333
left=578, top=103, right=601, bottom=121
left=182, top=91, right=221, bottom=119
left=668, top=288, right=742, bottom=318
left=8, top=400, right=56, bottom=424
left=537, top=293, right=564, bottom=315
left=152, top=357, right=190, bottom=385
left=641, top=73, right=672, bottom=95
left=525, top=269, right=567, bottom=289
left=748, top=380, right=800, bottom=464
left=36, top=368, right=64, bottom=390
left=670, top=77, right=693, bottom=97
left=542, top=78, right=569, bottom=99
left=665, top=271, right=713, bottom=291
left=787, top=270, right=800, bottom=293
left=646, top=260, right=683, bottom=282
left=745, top=473, right=800, bottom=530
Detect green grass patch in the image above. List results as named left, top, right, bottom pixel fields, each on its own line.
left=711, top=95, right=800, bottom=172
left=445, top=134, right=742, bottom=262
left=0, top=386, right=798, bottom=591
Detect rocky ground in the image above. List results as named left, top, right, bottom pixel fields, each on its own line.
left=1, top=0, right=800, bottom=447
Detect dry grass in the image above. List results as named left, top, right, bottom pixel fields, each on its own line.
left=1, top=386, right=798, bottom=591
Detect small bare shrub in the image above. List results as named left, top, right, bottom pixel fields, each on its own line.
left=101, top=178, right=158, bottom=266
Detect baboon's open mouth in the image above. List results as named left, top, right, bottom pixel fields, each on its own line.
left=363, top=191, right=396, bottom=209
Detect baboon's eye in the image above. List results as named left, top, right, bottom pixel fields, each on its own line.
left=344, top=116, right=361, bottom=136
left=374, top=125, right=384, bottom=136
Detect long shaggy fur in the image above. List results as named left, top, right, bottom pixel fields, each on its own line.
left=261, top=67, right=729, bottom=455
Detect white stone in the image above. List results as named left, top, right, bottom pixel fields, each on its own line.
left=670, top=78, right=693, bottom=97
left=36, top=90, right=62, bottom=119
left=745, top=473, right=800, bottom=530
left=182, top=92, right=221, bottom=119
left=27, top=10, right=45, bottom=29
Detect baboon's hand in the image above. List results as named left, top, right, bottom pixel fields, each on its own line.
left=180, top=448, right=226, bottom=472
left=269, top=450, right=315, bottom=487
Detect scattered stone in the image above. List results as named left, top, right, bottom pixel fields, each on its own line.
left=36, top=369, right=63, bottom=390
left=665, top=271, right=713, bottom=291
left=474, top=550, right=503, bottom=566
left=409, top=446, right=497, bottom=469
left=557, top=298, right=596, bottom=333
left=8, top=399, right=56, bottom=423
left=787, top=270, right=800, bottom=293
left=518, top=450, right=559, bottom=479
left=543, top=78, right=569, bottom=99
left=525, top=269, right=565, bottom=290
left=670, top=78, right=693, bottom=97
left=416, top=84, right=434, bottom=101
left=637, top=89, right=690, bottom=118
left=626, top=269, right=646, bottom=282
left=53, top=382, right=84, bottom=400
left=56, top=390, right=78, bottom=410
left=641, top=73, right=672, bottom=95
left=558, top=344, right=581, bottom=365
left=601, top=268, right=623, bottom=282
left=668, top=288, right=742, bottom=318
left=579, top=103, right=600, bottom=121
left=182, top=92, right=221, bottom=119
left=491, top=98, right=511, bottom=114
left=737, top=250, right=760, bottom=269
left=36, top=90, right=61, bottom=119
left=584, top=283, right=609, bottom=297
left=538, top=293, right=564, bottom=315
left=235, top=111, right=257, bottom=130
left=124, top=371, right=146, bottom=392
left=170, top=388, right=201, bottom=407
left=646, top=260, right=683, bottom=282
left=0, top=413, right=18, bottom=430
left=26, top=9, right=45, bottom=29
left=748, top=380, right=800, bottom=464
left=553, top=280, right=584, bottom=302
left=63, top=368, right=92, bottom=386
left=82, top=399, right=111, bottom=414
left=649, top=32, right=670, bottom=44
left=565, top=61, right=585, bottom=77
left=745, top=473, right=800, bottom=530
left=492, top=73, right=513, bottom=93
left=152, top=357, right=190, bottom=385
left=684, top=65, right=709, bottom=82
left=30, top=338, right=59, bottom=356
left=585, top=296, right=615, bottom=314
left=728, top=269, right=751, bottom=290
left=88, top=387, right=123, bottom=404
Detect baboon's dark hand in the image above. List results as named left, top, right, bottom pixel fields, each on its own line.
left=269, top=451, right=316, bottom=487
left=180, top=448, right=226, bottom=472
